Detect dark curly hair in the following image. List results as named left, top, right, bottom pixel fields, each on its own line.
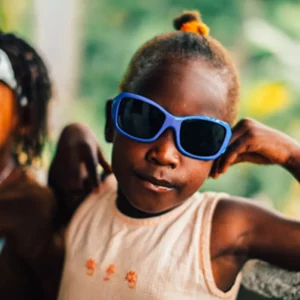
left=120, top=10, right=240, bottom=124
left=0, top=32, right=52, bottom=164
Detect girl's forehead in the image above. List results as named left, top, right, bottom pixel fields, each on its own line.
left=131, top=60, right=228, bottom=119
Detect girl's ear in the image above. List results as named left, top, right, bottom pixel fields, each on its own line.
left=105, top=99, right=114, bottom=143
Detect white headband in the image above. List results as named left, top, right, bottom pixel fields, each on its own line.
left=0, top=49, right=17, bottom=90
left=0, top=49, right=28, bottom=106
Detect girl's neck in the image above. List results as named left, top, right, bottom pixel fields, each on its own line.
left=116, top=190, right=174, bottom=219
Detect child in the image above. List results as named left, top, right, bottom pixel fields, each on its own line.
left=58, top=11, right=300, bottom=300
left=0, top=32, right=59, bottom=300
left=0, top=32, right=111, bottom=300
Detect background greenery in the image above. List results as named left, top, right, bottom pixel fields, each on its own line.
left=1, top=0, right=300, bottom=299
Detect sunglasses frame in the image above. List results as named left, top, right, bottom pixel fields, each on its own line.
left=112, top=92, right=232, bottom=161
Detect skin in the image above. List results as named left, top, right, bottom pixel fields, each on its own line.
left=99, top=58, right=300, bottom=292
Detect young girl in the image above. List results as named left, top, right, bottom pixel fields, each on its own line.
left=58, top=11, right=300, bottom=299
left=0, top=32, right=111, bottom=300
left=0, top=32, right=60, bottom=299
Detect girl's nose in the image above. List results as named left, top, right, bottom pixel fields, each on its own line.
left=145, top=129, right=180, bottom=169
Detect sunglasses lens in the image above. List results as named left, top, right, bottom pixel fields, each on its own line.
left=180, top=119, right=226, bottom=157
left=117, top=97, right=166, bottom=139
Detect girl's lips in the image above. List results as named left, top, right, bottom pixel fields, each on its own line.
left=139, top=179, right=173, bottom=193
left=135, top=173, right=175, bottom=193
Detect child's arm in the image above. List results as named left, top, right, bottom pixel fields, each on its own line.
left=216, top=197, right=300, bottom=270
left=211, top=193, right=300, bottom=292
left=48, top=123, right=111, bottom=225
left=211, top=118, right=300, bottom=271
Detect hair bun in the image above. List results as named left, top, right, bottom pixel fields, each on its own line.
left=173, top=10, right=209, bottom=36
left=173, top=11, right=202, bottom=30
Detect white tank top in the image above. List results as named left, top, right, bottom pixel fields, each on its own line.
left=59, top=175, right=241, bottom=300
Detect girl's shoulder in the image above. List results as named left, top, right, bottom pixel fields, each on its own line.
left=212, top=194, right=264, bottom=232
left=0, top=167, right=56, bottom=217
left=211, top=194, right=281, bottom=255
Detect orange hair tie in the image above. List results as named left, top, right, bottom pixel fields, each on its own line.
left=180, top=20, right=210, bottom=37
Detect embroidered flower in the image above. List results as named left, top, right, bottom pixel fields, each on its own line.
left=86, top=259, right=97, bottom=276
left=104, top=264, right=116, bottom=281
left=125, top=270, right=138, bottom=289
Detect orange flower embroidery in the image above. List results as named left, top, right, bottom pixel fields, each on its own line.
left=104, top=264, right=116, bottom=281
left=125, top=270, right=138, bottom=289
left=86, top=259, right=97, bottom=276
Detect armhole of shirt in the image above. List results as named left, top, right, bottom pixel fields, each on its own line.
left=199, top=192, right=242, bottom=299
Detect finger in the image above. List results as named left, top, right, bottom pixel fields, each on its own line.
left=65, top=150, right=84, bottom=190
left=97, top=146, right=112, bottom=174
left=210, top=137, right=245, bottom=179
left=229, top=119, right=251, bottom=145
left=232, top=153, right=271, bottom=165
left=209, top=157, right=222, bottom=178
left=80, top=143, right=99, bottom=190
left=49, top=152, right=83, bottom=191
left=208, top=120, right=251, bottom=179
left=216, top=137, right=248, bottom=175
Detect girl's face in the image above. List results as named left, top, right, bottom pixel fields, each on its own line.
left=109, top=60, right=230, bottom=213
left=0, top=83, right=17, bottom=149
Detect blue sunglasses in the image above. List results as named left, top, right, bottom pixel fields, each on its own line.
left=112, top=92, right=232, bottom=161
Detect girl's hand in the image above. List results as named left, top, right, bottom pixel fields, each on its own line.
left=210, top=118, right=300, bottom=180
left=49, top=123, right=111, bottom=192
left=48, top=123, right=112, bottom=224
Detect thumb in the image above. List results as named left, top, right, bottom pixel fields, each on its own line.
left=97, top=146, right=112, bottom=174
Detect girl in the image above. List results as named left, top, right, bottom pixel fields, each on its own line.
left=0, top=32, right=111, bottom=300
left=0, top=32, right=59, bottom=300
left=58, top=11, right=300, bottom=300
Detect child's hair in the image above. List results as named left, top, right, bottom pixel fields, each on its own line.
left=120, top=11, right=240, bottom=124
left=0, top=32, right=52, bottom=165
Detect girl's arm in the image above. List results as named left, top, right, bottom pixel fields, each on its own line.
left=48, top=123, right=111, bottom=226
left=219, top=197, right=300, bottom=271
left=210, top=118, right=300, bottom=282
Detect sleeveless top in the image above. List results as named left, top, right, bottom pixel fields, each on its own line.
left=59, top=175, right=241, bottom=300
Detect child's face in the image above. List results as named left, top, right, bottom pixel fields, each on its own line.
left=0, top=83, right=17, bottom=149
left=109, top=60, right=229, bottom=213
